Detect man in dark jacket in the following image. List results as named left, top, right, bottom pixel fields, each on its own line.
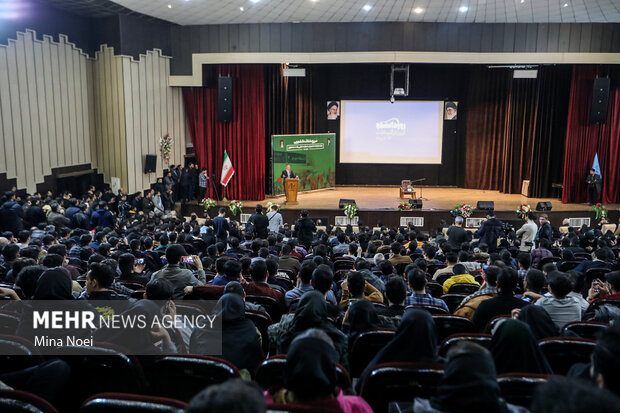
left=294, top=210, right=316, bottom=249
left=586, top=168, right=602, bottom=206
left=24, top=198, right=47, bottom=228
left=0, top=192, right=25, bottom=236
left=474, top=211, right=503, bottom=252
left=90, top=202, right=115, bottom=229
left=72, top=204, right=90, bottom=230
left=47, top=203, right=71, bottom=228
left=535, top=214, right=553, bottom=247
left=247, top=205, right=269, bottom=239
left=141, top=190, right=155, bottom=214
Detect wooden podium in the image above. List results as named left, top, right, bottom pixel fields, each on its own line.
left=284, top=178, right=299, bottom=205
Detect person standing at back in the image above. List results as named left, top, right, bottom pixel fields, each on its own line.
left=213, top=207, right=230, bottom=245
left=248, top=204, right=269, bottom=239
left=266, top=204, right=283, bottom=234
left=516, top=211, right=538, bottom=252
left=294, top=210, right=316, bottom=250
left=447, top=216, right=468, bottom=250
left=474, top=211, right=503, bottom=252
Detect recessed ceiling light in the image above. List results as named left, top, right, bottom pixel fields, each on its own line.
left=563, top=2, right=568, bottom=6
left=240, top=6, right=244, bottom=11
left=250, top=0, right=260, bottom=3
left=520, top=0, right=525, bottom=3
left=167, top=4, right=172, bottom=8
left=459, top=5, right=468, bottom=12
left=414, top=7, right=424, bottom=13
left=363, top=4, right=372, bottom=12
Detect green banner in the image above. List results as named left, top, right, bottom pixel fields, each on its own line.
left=271, top=134, right=336, bottom=195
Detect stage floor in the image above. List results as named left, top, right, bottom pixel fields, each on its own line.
left=263, top=186, right=617, bottom=212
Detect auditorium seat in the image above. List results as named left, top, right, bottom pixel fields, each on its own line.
left=497, top=373, right=548, bottom=407
left=173, top=302, right=206, bottom=319
left=537, top=256, right=560, bottom=269
left=562, top=321, right=609, bottom=340
left=585, top=298, right=620, bottom=316
left=115, top=281, right=146, bottom=290
left=425, top=281, right=443, bottom=298
left=434, top=273, right=453, bottom=285
left=0, top=335, right=44, bottom=373
left=80, top=393, right=187, bottom=413
left=439, top=294, right=467, bottom=313
left=53, top=344, right=146, bottom=412
left=447, top=283, right=480, bottom=295
left=432, top=315, right=476, bottom=344
left=484, top=315, right=510, bottom=334
left=427, top=264, right=447, bottom=277
left=266, top=401, right=343, bottom=413
left=334, top=259, right=355, bottom=272
left=538, top=337, right=597, bottom=375
left=405, top=304, right=449, bottom=315
left=130, top=290, right=145, bottom=300
left=245, top=295, right=282, bottom=322
left=145, top=355, right=240, bottom=402
left=255, top=355, right=351, bottom=391
left=584, top=267, right=612, bottom=288
left=557, top=261, right=582, bottom=272
left=245, top=309, right=273, bottom=354
left=278, top=268, right=296, bottom=279
left=0, top=389, right=59, bottom=413
left=349, top=329, right=396, bottom=377
left=358, top=362, right=445, bottom=413
left=0, top=311, right=20, bottom=335
left=438, top=333, right=492, bottom=357
left=185, top=285, right=225, bottom=301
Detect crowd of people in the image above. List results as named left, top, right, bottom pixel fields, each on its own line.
left=0, top=186, right=619, bottom=412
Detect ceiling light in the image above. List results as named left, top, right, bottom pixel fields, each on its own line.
left=414, top=7, right=424, bottom=13
left=563, top=2, right=568, bottom=6
left=520, top=0, right=525, bottom=3
left=167, top=4, right=172, bottom=8
left=240, top=6, right=244, bottom=11
left=363, top=4, right=372, bottom=12
left=459, top=5, right=468, bottom=12
left=250, top=0, right=260, bottom=3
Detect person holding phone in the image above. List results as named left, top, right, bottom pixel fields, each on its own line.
left=151, top=244, right=205, bottom=300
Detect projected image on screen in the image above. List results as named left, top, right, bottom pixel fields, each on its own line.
left=339, top=100, right=444, bottom=164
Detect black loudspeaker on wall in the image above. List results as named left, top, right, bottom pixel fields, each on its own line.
left=218, top=76, right=233, bottom=122
left=409, top=199, right=423, bottom=209
left=339, top=199, right=356, bottom=208
left=144, top=154, right=157, bottom=174
left=477, top=201, right=495, bottom=210
left=590, top=77, right=610, bottom=125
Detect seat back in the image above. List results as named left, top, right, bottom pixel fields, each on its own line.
left=427, top=264, right=447, bottom=277
left=484, top=315, right=510, bottom=334
left=255, top=355, right=351, bottom=391
left=245, top=309, right=273, bottom=354
left=0, top=335, right=43, bottom=374
left=538, top=256, right=560, bottom=268
left=185, top=285, right=225, bottom=301
left=562, top=321, right=609, bottom=340
left=438, top=333, right=492, bottom=357
left=54, top=345, right=146, bottom=412
left=440, top=294, right=467, bottom=313
left=81, top=393, right=187, bottom=413
left=0, top=312, right=20, bottom=335
left=432, top=315, right=476, bottom=344
left=359, top=362, right=445, bottom=413
left=425, top=282, right=443, bottom=298
left=246, top=295, right=282, bottom=322
left=434, top=273, right=453, bottom=285
left=0, top=389, right=58, bottom=413
left=146, top=355, right=240, bottom=402
left=349, top=329, right=396, bottom=377
left=405, top=304, right=449, bottom=315
left=497, top=373, right=548, bottom=407
left=557, top=261, right=581, bottom=272
left=538, top=337, right=596, bottom=375
left=447, top=283, right=480, bottom=295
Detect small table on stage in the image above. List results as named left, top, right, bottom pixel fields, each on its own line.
left=284, top=178, right=299, bottom=205
left=400, top=180, right=416, bottom=199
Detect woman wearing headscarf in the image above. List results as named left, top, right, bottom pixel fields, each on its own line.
left=490, top=319, right=553, bottom=375
left=265, top=329, right=372, bottom=413
left=343, top=299, right=383, bottom=341
left=190, top=293, right=263, bottom=373
left=414, top=342, right=529, bottom=413
left=516, top=305, right=559, bottom=341
left=278, top=291, right=348, bottom=367
left=358, top=309, right=442, bottom=390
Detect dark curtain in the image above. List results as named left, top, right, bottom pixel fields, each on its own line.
left=264, top=64, right=314, bottom=193
left=465, top=66, right=571, bottom=196
left=562, top=65, right=620, bottom=204
left=182, top=65, right=265, bottom=200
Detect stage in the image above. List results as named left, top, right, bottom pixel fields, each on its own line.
left=182, top=186, right=619, bottom=232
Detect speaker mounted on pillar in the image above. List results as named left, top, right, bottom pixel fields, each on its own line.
left=589, top=77, right=610, bottom=125
left=144, top=154, right=157, bottom=174
left=218, top=76, right=233, bottom=122
left=409, top=199, right=423, bottom=209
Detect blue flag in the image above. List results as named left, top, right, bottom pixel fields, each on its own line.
left=592, top=153, right=602, bottom=180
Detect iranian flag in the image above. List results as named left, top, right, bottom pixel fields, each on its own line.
left=220, top=150, right=235, bottom=186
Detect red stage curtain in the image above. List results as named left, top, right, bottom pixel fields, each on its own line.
left=183, top=65, right=265, bottom=200
left=562, top=65, right=620, bottom=204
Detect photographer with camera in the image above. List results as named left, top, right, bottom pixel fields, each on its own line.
left=516, top=211, right=538, bottom=252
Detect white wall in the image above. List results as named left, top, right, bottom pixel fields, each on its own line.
left=0, top=30, right=187, bottom=194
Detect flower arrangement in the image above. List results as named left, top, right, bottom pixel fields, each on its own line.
left=591, top=203, right=608, bottom=220
left=265, top=201, right=283, bottom=211
left=398, top=202, right=412, bottom=211
left=159, top=134, right=173, bottom=162
left=515, top=204, right=531, bottom=219
left=451, top=204, right=473, bottom=218
left=201, top=198, right=216, bottom=210
left=342, top=202, right=359, bottom=220
left=228, top=200, right=243, bottom=216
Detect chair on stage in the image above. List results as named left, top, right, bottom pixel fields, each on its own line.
left=400, top=180, right=416, bottom=199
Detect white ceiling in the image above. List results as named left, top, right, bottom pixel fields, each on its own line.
left=109, top=0, right=620, bottom=25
